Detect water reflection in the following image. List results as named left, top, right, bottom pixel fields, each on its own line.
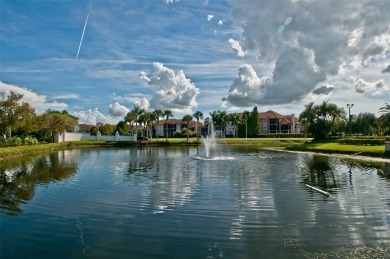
left=0, top=151, right=78, bottom=215
left=1, top=147, right=389, bottom=258
left=302, top=155, right=337, bottom=190
left=125, top=147, right=198, bottom=214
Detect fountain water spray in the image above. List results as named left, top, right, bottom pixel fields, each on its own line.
left=202, top=121, right=216, bottom=158
left=195, top=121, right=234, bottom=161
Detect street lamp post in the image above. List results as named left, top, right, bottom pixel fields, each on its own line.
left=347, top=104, right=354, bottom=136
left=245, top=119, right=248, bottom=139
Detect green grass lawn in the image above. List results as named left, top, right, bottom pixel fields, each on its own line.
left=1, top=137, right=388, bottom=160
left=287, top=141, right=388, bottom=158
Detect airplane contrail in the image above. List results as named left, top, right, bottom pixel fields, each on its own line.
left=76, top=1, right=92, bottom=60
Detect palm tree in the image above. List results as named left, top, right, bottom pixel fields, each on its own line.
left=193, top=111, right=203, bottom=141
left=137, top=112, right=148, bottom=138
left=153, top=109, right=163, bottom=140
left=182, top=114, right=193, bottom=142
left=241, top=111, right=250, bottom=138
left=378, top=103, right=390, bottom=135
left=124, top=111, right=136, bottom=131
left=209, top=111, right=220, bottom=134
left=132, top=105, right=145, bottom=129
left=163, top=109, right=173, bottom=141
left=299, top=101, right=346, bottom=140
left=299, top=102, right=317, bottom=137
left=219, top=110, right=228, bottom=137
left=140, top=111, right=155, bottom=139
left=228, top=113, right=240, bottom=138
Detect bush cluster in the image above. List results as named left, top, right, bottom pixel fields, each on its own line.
left=257, top=133, right=306, bottom=138
left=0, top=136, right=38, bottom=147
left=338, top=137, right=385, bottom=146
left=173, top=129, right=196, bottom=138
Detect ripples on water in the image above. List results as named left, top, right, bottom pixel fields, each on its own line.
left=1, top=146, right=389, bottom=258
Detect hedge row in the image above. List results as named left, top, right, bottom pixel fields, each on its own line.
left=257, top=133, right=306, bottom=138
left=338, top=137, right=386, bottom=146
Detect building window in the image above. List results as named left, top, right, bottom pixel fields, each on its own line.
left=281, top=124, right=291, bottom=133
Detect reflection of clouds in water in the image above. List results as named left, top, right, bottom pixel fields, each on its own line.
left=229, top=153, right=279, bottom=240
left=123, top=147, right=199, bottom=214
left=300, top=155, right=390, bottom=243
left=152, top=161, right=198, bottom=214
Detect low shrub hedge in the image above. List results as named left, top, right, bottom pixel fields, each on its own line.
left=338, top=137, right=385, bottom=146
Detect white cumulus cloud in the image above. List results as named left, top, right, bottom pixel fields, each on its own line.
left=132, top=98, right=150, bottom=111
left=351, top=77, right=389, bottom=95
left=207, top=14, right=214, bottom=21
left=139, top=62, right=200, bottom=113
left=74, top=108, right=109, bottom=125
left=0, top=81, right=68, bottom=113
left=109, top=102, right=129, bottom=118
left=226, top=64, right=268, bottom=107
left=229, top=38, right=246, bottom=58
left=226, top=0, right=390, bottom=106
left=163, top=0, right=179, bottom=4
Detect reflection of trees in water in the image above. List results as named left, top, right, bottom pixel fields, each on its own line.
left=302, top=155, right=337, bottom=189
left=380, top=163, right=390, bottom=179
left=0, top=151, right=78, bottom=216
left=337, top=159, right=390, bottom=183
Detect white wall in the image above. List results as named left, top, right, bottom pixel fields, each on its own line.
left=55, top=132, right=137, bottom=143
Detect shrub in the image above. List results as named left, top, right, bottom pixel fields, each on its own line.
left=173, top=129, right=196, bottom=138
left=257, top=133, right=305, bottom=138
left=338, top=137, right=385, bottom=146
left=23, top=136, right=38, bottom=145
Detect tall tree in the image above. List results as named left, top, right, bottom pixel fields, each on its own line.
left=182, top=114, right=193, bottom=141
left=137, top=112, right=149, bottom=138
left=238, top=110, right=250, bottom=138
left=209, top=110, right=227, bottom=136
left=13, top=102, right=38, bottom=137
left=193, top=111, right=203, bottom=141
left=130, top=105, right=145, bottom=132
left=163, top=110, right=173, bottom=141
left=228, top=113, right=240, bottom=138
left=353, top=112, right=377, bottom=136
left=378, top=103, right=390, bottom=135
left=37, top=109, right=79, bottom=141
left=299, top=101, right=346, bottom=140
left=100, top=123, right=114, bottom=135
left=0, top=91, right=24, bottom=138
left=89, top=126, right=99, bottom=136
left=124, top=111, right=136, bottom=131
left=116, top=120, right=129, bottom=135
left=248, top=107, right=260, bottom=137
left=44, top=109, right=79, bottom=132
left=219, top=110, right=228, bottom=137
left=153, top=109, right=164, bottom=139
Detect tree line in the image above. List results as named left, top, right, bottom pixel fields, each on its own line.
left=299, top=101, right=390, bottom=140
left=1, top=90, right=389, bottom=145
left=0, top=91, right=78, bottom=144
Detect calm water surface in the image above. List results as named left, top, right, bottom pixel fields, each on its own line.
left=1, top=146, right=390, bottom=258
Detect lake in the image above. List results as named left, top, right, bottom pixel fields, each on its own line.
left=1, top=146, right=390, bottom=258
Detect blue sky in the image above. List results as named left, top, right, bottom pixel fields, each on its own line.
left=1, top=0, right=389, bottom=125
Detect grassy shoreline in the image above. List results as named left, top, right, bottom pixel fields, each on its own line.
left=0, top=138, right=388, bottom=160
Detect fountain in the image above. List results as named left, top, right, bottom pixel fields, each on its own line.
left=202, top=121, right=216, bottom=159
left=195, top=121, right=234, bottom=161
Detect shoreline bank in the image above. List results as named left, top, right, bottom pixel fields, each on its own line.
left=0, top=138, right=388, bottom=162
